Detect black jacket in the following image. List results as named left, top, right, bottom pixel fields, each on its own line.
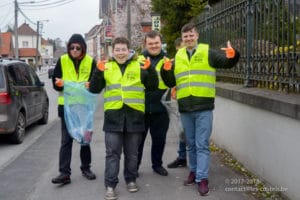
left=141, top=50, right=169, bottom=114
left=161, top=45, right=240, bottom=113
left=89, top=55, right=158, bottom=133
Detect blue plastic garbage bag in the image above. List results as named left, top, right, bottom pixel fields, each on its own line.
left=63, top=81, right=98, bottom=145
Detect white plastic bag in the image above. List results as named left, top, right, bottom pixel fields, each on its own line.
left=161, top=89, right=185, bottom=142
left=63, top=81, right=98, bottom=145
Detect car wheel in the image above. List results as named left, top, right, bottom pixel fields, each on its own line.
left=10, top=112, right=26, bottom=144
left=38, top=102, right=49, bottom=124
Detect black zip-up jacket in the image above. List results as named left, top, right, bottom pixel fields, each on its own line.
left=160, top=45, right=240, bottom=113
left=89, top=55, right=158, bottom=133
left=141, top=50, right=169, bottom=114
left=52, top=55, right=97, bottom=117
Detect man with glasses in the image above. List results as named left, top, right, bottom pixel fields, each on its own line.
left=51, top=33, right=97, bottom=185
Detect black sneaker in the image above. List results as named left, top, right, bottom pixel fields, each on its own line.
left=81, top=168, right=96, bottom=180
left=51, top=174, right=71, bottom=185
left=167, top=158, right=187, bottom=168
left=153, top=166, right=168, bottom=176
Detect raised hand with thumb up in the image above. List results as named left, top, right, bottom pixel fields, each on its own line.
left=97, top=60, right=107, bottom=71
left=221, top=41, right=235, bottom=59
left=141, top=57, right=151, bottom=70
left=163, top=57, right=173, bottom=71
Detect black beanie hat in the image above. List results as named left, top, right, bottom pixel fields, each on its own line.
left=67, top=33, right=87, bottom=57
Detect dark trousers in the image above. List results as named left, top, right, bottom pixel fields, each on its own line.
left=105, top=131, right=142, bottom=188
left=59, top=117, right=91, bottom=175
left=138, top=112, right=169, bottom=169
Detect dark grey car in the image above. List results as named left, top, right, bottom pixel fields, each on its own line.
left=0, top=59, right=49, bottom=144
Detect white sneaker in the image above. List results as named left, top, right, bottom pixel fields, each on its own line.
left=127, top=182, right=139, bottom=193
left=105, top=187, right=117, bottom=200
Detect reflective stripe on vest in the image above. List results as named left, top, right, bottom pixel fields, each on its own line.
left=103, top=60, right=145, bottom=112
left=138, top=55, right=168, bottom=90
left=57, top=54, right=93, bottom=105
left=174, top=44, right=216, bottom=99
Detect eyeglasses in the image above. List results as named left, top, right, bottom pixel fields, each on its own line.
left=114, top=48, right=128, bottom=53
left=70, top=46, right=82, bottom=51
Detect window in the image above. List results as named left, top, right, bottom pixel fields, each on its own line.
left=22, top=41, right=29, bottom=48
left=8, top=64, right=32, bottom=86
left=27, top=65, right=40, bottom=86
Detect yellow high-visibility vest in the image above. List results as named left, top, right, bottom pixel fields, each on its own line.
left=103, top=60, right=145, bottom=112
left=57, top=54, right=93, bottom=105
left=138, top=55, right=168, bottom=90
left=174, top=44, right=216, bottom=99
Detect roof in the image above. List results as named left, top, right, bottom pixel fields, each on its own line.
left=41, top=38, right=48, bottom=45
left=18, top=23, right=37, bottom=36
left=86, top=24, right=101, bottom=39
left=0, top=32, right=14, bottom=57
left=19, top=48, right=40, bottom=57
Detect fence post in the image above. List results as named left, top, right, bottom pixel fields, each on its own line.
left=204, top=4, right=212, bottom=44
left=245, top=0, right=254, bottom=87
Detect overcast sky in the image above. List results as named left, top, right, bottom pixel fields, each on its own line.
left=0, top=0, right=102, bottom=42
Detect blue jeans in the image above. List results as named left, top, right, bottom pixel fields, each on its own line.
left=180, top=110, right=213, bottom=182
left=178, top=140, right=187, bottom=160
left=105, top=131, right=141, bottom=188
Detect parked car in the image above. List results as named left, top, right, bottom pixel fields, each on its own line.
left=0, top=59, right=49, bottom=144
left=48, top=65, right=55, bottom=79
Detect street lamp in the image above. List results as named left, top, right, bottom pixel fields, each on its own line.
left=14, top=0, right=35, bottom=59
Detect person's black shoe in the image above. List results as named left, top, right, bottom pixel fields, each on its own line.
left=167, top=158, right=187, bottom=168
left=51, top=174, right=71, bottom=185
left=81, top=168, right=96, bottom=180
left=153, top=166, right=168, bottom=176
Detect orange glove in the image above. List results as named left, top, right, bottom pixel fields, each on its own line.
left=163, top=57, right=172, bottom=71
left=55, top=78, right=64, bottom=87
left=85, top=82, right=90, bottom=89
left=97, top=60, right=106, bottom=71
left=171, top=87, right=177, bottom=99
left=221, top=41, right=235, bottom=58
left=141, top=57, right=151, bottom=70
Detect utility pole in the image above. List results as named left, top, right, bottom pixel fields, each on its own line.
left=14, top=0, right=19, bottom=59
left=127, top=0, right=131, bottom=44
left=35, top=21, right=40, bottom=71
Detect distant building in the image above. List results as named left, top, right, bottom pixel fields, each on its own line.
left=40, top=38, right=54, bottom=66
left=0, top=32, right=14, bottom=58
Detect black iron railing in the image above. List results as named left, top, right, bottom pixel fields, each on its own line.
left=195, top=0, right=300, bottom=93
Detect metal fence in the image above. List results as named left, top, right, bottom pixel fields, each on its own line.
left=195, top=0, right=300, bottom=93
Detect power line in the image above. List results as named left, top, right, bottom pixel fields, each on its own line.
left=18, top=7, right=37, bottom=25
left=20, top=0, right=75, bottom=10
left=20, top=0, right=75, bottom=8
left=0, top=1, right=11, bottom=8
left=0, top=4, right=13, bottom=26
